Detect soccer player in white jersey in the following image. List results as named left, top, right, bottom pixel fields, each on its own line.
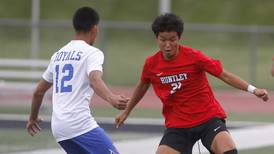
left=26, top=7, right=128, bottom=154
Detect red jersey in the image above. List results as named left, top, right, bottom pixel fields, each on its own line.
left=141, top=45, right=226, bottom=128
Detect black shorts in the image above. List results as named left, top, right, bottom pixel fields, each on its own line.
left=159, top=117, right=228, bottom=154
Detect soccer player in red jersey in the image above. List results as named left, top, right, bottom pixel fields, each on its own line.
left=115, top=13, right=269, bottom=154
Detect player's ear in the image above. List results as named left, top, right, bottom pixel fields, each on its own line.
left=89, top=25, right=99, bottom=45
left=179, top=36, right=184, bottom=42
left=91, top=25, right=98, bottom=34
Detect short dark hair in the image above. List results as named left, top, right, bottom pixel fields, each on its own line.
left=73, top=7, right=99, bottom=32
left=152, top=13, right=184, bottom=38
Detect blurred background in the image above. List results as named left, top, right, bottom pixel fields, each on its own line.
left=0, top=0, right=273, bottom=154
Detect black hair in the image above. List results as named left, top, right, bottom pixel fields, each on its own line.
left=152, top=13, right=184, bottom=38
left=73, top=7, right=99, bottom=32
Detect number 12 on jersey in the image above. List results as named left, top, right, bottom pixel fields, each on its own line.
left=55, top=64, right=74, bottom=93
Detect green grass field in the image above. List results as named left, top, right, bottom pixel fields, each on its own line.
left=1, top=104, right=274, bottom=153
left=1, top=128, right=274, bottom=154
left=0, top=127, right=161, bottom=154
left=1, top=106, right=274, bottom=154
left=1, top=0, right=274, bottom=25
left=0, top=128, right=57, bottom=153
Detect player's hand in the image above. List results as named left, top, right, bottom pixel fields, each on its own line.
left=26, top=118, right=42, bottom=136
left=115, top=112, right=129, bottom=128
left=110, top=94, right=129, bottom=110
left=254, top=88, right=269, bottom=102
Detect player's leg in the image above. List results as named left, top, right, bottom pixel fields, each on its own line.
left=157, top=128, right=196, bottom=154
left=156, top=145, right=180, bottom=154
left=201, top=117, right=237, bottom=154
left=210, top=131, right=237, bottom=154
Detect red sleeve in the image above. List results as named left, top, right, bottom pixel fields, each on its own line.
left=195, top=51, right=223, bottom=77
left=140, top=58, right=151, bottom=83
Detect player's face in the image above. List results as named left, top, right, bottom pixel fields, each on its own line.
left=156, top=31, right=181, bottom=60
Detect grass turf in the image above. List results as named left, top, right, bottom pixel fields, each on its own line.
left=1, top=106, right=274, bottom=153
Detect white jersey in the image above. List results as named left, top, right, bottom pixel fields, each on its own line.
left=42, top=40, right=103, bottom=142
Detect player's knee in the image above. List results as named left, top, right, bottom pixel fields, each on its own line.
left=223, top=149, right=238, bottom=154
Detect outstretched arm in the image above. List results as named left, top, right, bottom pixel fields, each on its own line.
left=218, top=70, right=268, bottom=101
left=115, top=80, right=150, bottom=128
left=27, top=79, right=52, bottom=136
left=89, top=70, right=128, bottom=110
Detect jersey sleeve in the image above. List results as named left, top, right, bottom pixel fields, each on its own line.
left=42, top=54, right=56, bottom=83
left=195, top=51, right=223, bottom=77
left=86, top=50, right=104, bottom=76
left=141, top=58, right=151, bottom=83
left=42, top=64, right=53, bottom=83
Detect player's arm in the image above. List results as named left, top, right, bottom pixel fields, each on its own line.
left=27, top=79, right=52, bottom=136
left=115, top=80, right=150, bottom=128
left=217, top=70, right=268, bottom=101
left=89, top=70, right=128, bottom=110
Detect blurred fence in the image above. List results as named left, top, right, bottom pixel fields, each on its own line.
left=0, top=19, right=274, bottom=88
left=0, top=58, right=47, bottom=80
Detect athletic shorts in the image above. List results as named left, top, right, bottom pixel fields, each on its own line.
left=159, top=117, right=228, bottom=154
left=59, top=127, right=119, bottom=154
